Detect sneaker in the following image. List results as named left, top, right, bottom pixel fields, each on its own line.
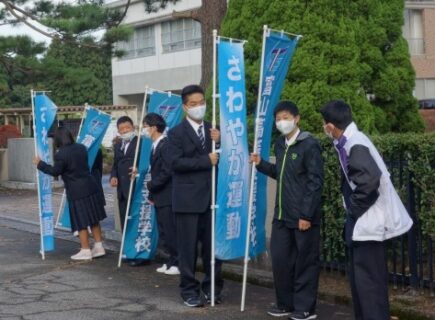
left=290, top=312, right=317, bottom=320
left=71, top=249, right=92, bottom=261
left=156, top=264, right=167, bottom=273
left=267, top=305, right=292, bottom=317
left=91, top=245, right=106, bottom=258
left=203, top=292, right=222, bottom=305
left=183, top=296, right=204, bottom=308
left=164, top=266, right=180, bottom=275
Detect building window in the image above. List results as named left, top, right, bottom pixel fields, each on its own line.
left=117, top=25, right=155, bottom=59
left=403, top=9, right=424, bottom=55
left=415, top=79, right=435, bottom=100
left=161, top=18, right=201, bottom=53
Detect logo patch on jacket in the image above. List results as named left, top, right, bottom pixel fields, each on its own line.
left=291, top=153, right=298, bottom=160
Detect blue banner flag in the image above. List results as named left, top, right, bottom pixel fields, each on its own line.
left=250, top=30, right=300, bottom=257
left=215, top=39, right=250, bottom=260
left=34, top=93, right=58, bottom=252
left=123, top=91, right=183, bottom=260
left=57, top=107, right=111, bottom=229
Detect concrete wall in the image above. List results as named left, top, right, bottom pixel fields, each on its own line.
left=109, top=0, right=202, bottom=105
left=7, top=138, right=54, bottom=183
left=0, top=149, right=8, bottom=181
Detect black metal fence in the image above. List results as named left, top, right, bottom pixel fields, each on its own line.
left=320, top=159, right=434, bottom=295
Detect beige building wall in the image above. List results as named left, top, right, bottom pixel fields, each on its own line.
left=405, top=1, right=435, bottom=100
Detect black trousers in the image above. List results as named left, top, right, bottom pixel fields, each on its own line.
left=270, top=220, right=320, bottom=313
left=175, top=210, right=224, bottom=300
left=348, top=241, right=390, bottom=320
left=118, top=194, right=128, bottom=231
left=156, top=205, right=178, bottom=267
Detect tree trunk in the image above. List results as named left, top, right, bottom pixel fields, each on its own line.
left=173, top=0, right=227, bottom=89
left=197, top=0, right=227, bottom=89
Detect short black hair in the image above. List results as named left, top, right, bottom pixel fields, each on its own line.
left=53, top=126, right=74, bottom=148
left=320, top=100, right=353, bottom=130
left=117, top=116, right=134, bottom=128
left=273, top=100, right=299, bottom=118
left=143, top=113, right=166, bottom=133
left=181, top=85, right=204, bottom=104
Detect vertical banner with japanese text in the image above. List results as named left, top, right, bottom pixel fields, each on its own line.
left=57, top=107, right=111, bottom=229
left=123, top=91, right=183, bottom=260
left=215, top=39, right=250, bottom=260
left=34, top=94, right=58, bottom=252
left=250, top=30, right=300, bottom=257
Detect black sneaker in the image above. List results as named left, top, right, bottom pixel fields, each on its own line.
left=290, top=311, right=317, bottom=320
left=267, top=305, right=292, bottom=317
left=183, top=296, right=204, bottom=308
left=203, top=292, right=222, bottom=305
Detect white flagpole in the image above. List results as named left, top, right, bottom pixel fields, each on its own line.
left=210, top=29, right=218, bottom=308
left=117, top=86, right=149, bottom=268
left=241, top=25, right=269, bottom=312
left=31, top=89, right=46, bottom=260
left=55, top=104, right=88, bottom=230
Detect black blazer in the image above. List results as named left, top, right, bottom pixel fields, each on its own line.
left=167, top=119, right=213, bottom=213
left=37, top=143, right=100, bottom=201
left=147, top=137, right=173, bottom=208
left=110, top=136, right=138, bottom=199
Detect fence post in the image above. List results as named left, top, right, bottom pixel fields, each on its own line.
left=407, top=170, right=419, bottom=293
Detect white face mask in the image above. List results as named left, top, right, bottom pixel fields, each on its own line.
left=141, top=127, right=151, bottom=138
left=323, top=125, right=334, bottom=139
left=120, top=131, right=136, bottom=141
left=187, top=104, right=206, bottom=121
left=276, top=120, right=295, bottom=135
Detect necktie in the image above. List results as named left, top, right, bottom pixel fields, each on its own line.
left=335, top=135, right=348, bottom=173
left=120, top=140, right=126, bottom=154
left=197, top=125, right=205, bottom=150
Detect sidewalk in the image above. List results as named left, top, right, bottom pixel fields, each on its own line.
left=1, top=182, right=434, bottom=320
left=0, top=219, right=353, bottom=320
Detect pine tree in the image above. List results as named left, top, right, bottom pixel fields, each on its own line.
left=0, top=0, right=133, bottom=107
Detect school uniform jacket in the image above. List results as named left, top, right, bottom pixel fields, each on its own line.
left=167, top=119, right=213, bottom=213
left=337, top=122, right=413, bottom=242
left=110, top=136, right=138, bottom=199
left=37, top=143, right=100, bottom=201
left=147, top=137, right=173, bottom=208
left=256, top=131, right=324, bottom=227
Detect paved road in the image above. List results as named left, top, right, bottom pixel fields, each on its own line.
left=0, top=220, right=353, bottom=320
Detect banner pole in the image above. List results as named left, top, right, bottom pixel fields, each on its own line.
left=117, top=86, right=149, bottom=268
left=241, top=25, right=268, bottom=312
left=55, top=104, right=88, bottom=229
left=31, top=89, right=46, bottom=260
left=210, top=29, right=218, bottom=308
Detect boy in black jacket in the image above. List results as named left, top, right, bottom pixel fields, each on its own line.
left=110, top=116, right=147, bottom=267
left=142, top=113, right=179, bottom=276
left=251, top=101, right=324, bottom=320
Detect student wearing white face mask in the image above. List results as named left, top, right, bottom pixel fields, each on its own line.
left=251, top=101, right=324, bottom=320
left=110, top=116, right=147, bottom=267
left=142, top=113, right=179, bottom=276
left=167, top=85, right=224, bottom=308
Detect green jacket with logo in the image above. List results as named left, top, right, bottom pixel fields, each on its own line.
left=256, top=131, right=324, bottom=228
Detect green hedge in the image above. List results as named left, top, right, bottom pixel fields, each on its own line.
left=319, top=132, right=435, bottom=262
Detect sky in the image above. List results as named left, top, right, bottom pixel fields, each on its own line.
left=0, top=0, right=118, bottom=45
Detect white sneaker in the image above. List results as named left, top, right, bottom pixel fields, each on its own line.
left=71, top=249, right=92, bottom=261
left=91, top=246, right=106, bottom=258
left=164, top=266, right=180, bottom=275
left=156, top=264, right=167, bottom=273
